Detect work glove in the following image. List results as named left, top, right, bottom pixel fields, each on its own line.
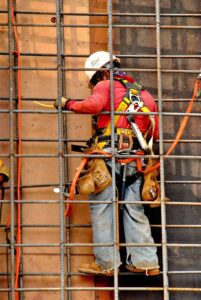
left=54, top=97, right=70, bottom=109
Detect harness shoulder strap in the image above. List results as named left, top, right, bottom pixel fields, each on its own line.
left=114, top=77, right=143, bottom=93
left=99, top=79, right=134, bottom=140
left=102, top=78, right=143, bottom=133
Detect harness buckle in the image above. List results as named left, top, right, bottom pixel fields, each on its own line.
left=129, top=91, right=144, bottom=111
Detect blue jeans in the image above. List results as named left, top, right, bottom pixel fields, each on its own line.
left=89, top=160, right=159, bottom=271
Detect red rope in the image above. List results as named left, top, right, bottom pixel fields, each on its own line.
left=11, top=2, right=22, bottom=299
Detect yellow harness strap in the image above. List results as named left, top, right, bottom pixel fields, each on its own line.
left=97, top=97, right=131, bottom=149
left=97, top=77, right=150, bottom=150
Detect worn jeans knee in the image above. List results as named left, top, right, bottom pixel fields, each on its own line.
left=89, top=185, right=121, bottom=269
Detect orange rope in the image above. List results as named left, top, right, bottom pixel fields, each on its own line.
left=11, top=2, right=21, bottom=299
left=142, top=77, right=201, bottom=174
left=64, top=158, right=88, bottom=217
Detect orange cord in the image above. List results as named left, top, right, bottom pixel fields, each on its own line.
left=142, top=77, right=201, bottom=174
left=64, top=157, right=88, bottom=217
left=9, top=2, right=22, bottom=299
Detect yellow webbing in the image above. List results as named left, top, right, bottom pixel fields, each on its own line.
left=97, top=98, right=130, bottom=149
left=97, top=78, right=151, bottom=150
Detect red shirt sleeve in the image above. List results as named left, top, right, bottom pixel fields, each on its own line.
left=66, top=81, right=108, bottom=114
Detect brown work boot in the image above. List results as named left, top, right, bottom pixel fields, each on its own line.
left=125, top=264, right=160, bottom=276
left=78, top=262, right=114, bottom=276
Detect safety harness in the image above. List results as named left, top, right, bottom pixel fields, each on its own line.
left=96, top=77, right=155, bottom=152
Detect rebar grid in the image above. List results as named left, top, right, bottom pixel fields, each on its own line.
left=0, top=1, right=201, bottom=300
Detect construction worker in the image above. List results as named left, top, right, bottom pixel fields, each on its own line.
left=55, top=51, right=160, bottom=276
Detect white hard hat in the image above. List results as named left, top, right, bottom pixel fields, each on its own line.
left=85, top=51, right=119, bottom=82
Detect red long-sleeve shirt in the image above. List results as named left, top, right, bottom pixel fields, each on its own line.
left=67, top=76, right=159, bottom=139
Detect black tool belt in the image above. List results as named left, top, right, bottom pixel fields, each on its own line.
left=96, top=134, right=141, bottom=150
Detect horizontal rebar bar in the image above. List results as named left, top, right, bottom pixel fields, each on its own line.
left=1, top=97, right=200, bottom=103
left=0, top=138, right=201, bottom=144
left=0, top=286, right=200, bottom=292
left=1, top=154, right=201, bottom=161
left=1, top=242, right=201, bottom=248
left=0, top=10, right=201, bottom=17
left=1, top=51, right=200, bottom=59
left=1, top=270, right=201, bottom=277
left=0, top=200, right=201, bottom=206
left=0, top=23, right=201, bottom=29
left=0, top=110, right=201, bottom=118
left=1, top=223, right=201, bottom=229
left=0, top=66, right=200, bottom=74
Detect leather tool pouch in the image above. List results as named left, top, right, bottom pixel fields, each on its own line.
left=87, top=158, right=112, bottom=194
left=141, top=158, right=160, bottom=202
left=77, top=146, right=112, bottom=195
left=77, top=169, right=95, bottom=195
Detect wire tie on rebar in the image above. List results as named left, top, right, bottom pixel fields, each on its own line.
left=58, top=151, right=63, bottom=157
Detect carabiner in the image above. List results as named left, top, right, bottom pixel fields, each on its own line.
left=127, top=103, right=140, bottom=113
left=129, top=90, right=144, bottom=109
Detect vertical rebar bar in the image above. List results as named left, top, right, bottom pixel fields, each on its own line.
left=56, top=0, right=65, bottom=299
left=59, top=0, right=72, bottom=299
left=8, top=0, right=15, bottom=299
left=107, top=1, right=119, bottom=299
left=155, top=1, right=169, bottom=299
